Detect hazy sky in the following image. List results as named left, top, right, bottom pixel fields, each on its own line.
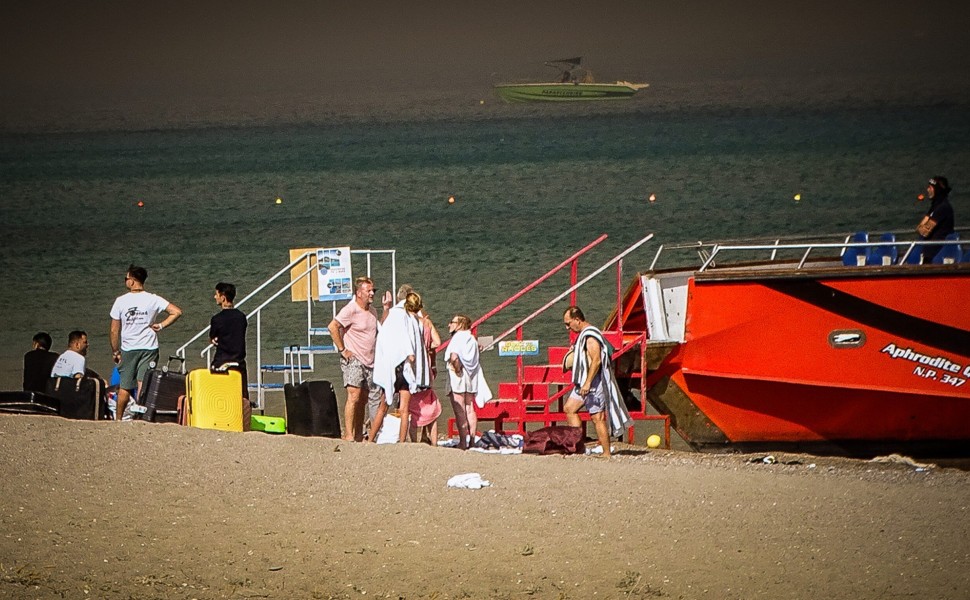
left=2, top=1, right=969, bottom=116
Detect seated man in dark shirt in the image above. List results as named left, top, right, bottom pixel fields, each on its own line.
left=210, top=282, right=250, bottom=430
left=23, top=332, right=59, bottom=393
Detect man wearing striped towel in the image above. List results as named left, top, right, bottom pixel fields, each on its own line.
left=561, top=306, right=633, bottom=458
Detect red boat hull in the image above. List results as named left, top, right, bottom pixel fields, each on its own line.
left=639, top=267, right=970, bottom=454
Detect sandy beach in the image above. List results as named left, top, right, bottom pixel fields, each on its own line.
left=1, top=413, right=968, bottom=600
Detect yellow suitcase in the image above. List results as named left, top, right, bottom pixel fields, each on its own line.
left=185, top=368, right=244, bottom=432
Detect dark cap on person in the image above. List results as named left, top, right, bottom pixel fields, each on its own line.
left=929, top=176, right=950, bottom=193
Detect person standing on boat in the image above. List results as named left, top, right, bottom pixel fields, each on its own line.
left=328, top=276, right=386, bottom=442
left=561, top=306, right=633, bottom=458
left=210, top=282, right=251, bottom=431
left=109, top=265, right=182, bottom=421
left=917, top=176, right=955, bottom=263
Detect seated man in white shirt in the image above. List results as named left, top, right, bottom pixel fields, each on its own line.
left=50, top=330, right=89, bottom=379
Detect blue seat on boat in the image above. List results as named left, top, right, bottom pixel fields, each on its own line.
left=867, top=232, right=898, bottom=265
left=931, top=233, right=962, bottom=264
left=902, top=243, right=923, bottom=264
left=842, top=231, right=870, bottom=266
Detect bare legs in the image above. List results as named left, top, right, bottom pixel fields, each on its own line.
left=365, top=388, right=437, bottom=446
left=366, top=391, right=416, bottom=444
left=368, top=398, right=388, bottom=443
left=343, top=385, right=366, bottom=441
left=450, top=393, right=469, bottom=449
left=465, top=395, right=477, bottom=444
left=564, top=396, right=584, bottom=428
left=564, top=396, right=611, bottom=457
left=590, top=411, right=611, bottom=458
left=450, top=392, right=478, bottom=450
left=409, top=420, right=438, bottom=445
left=115, top=380, right=142, bottom=421
left=116, top=388, right=131, bottom=421
left=397, top=389, right=412, bottom=442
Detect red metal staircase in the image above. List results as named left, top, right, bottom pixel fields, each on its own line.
left=444, top=233, right=671, bottom=447
left=465, top=330, right=670, bottom=446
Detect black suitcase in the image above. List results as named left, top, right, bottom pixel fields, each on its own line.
left=47, top=377, right=109, bottom=420
left=137, top=356, right=186, bottom=423
left=284, top=380, right=341, bottom=437
left=0, top=391, right=60, bottom=416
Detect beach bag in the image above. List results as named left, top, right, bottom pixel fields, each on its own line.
left=375, top=413, right=401, bottom=444
left=522, top=425, right=585, bottom=455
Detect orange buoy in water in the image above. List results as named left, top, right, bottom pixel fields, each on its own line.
left=448, top=196, right=455, bottom=204
left=137, top=200, right=144, bottom=207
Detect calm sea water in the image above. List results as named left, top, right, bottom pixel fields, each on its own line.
left=2, top=86, right=969, bottom=395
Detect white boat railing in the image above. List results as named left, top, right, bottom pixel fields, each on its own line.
left=647, top=229, right=968, bottom=272
left=697, top=241, right=897, bottom=271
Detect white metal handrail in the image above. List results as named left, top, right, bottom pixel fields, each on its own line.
left=485, top=233, right=655, bottom=350
left=174, top=248, right=396, bottom=409
left=249, top=262, right=318, bottom=408
left=177, top=248, right=398, bottom=361
left=175, top=249, right=319, bottom=360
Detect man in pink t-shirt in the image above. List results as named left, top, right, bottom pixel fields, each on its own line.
left=328, top=276, right=391, bottom=441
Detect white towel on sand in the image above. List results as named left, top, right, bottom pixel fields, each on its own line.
left=447, top=472, right=491, bottom=489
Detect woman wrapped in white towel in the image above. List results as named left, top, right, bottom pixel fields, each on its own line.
left=446, top=314, right=491, bottom=450
left=371, top=291, right=431, bottom=443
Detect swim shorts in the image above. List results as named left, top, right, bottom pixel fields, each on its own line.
left=340, top=356, right=373, bottom=389
left=118, top=348, right=159, bottom=391
left=568, top=376, right=606, bottom=415
left=340, top=356, right=382, bottom=416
